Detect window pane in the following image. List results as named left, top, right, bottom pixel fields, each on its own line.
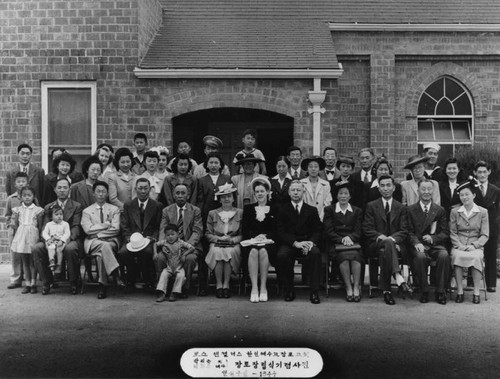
left=425, top=78, right=444, bottom=101
left=436, top=98, right=454, bottom=115
left=418, top=93, right=437, bottom=115
left=434, top=121, right=453, bottom=140
left=444, top=78, right=464, bottom=102
left=452, top=92, right=472, bottom=115
left=418, top=121, right=434, bottom=139
left=48, top=89, right=91, bottom=146
left=452, top=121, right=471, bottom=140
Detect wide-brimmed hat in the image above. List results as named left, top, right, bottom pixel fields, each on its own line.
left=422, top=142, right=441, bottom=152
left=203, top=135, right=223, bottom=150
left=234, top=153, right=264, bottom=165
left=403, top=155, right=429, bottom=170
left=126, top=233, right=150, bottom=252
left=456, top=177, right=479, bottom=194
left=301, top=156, right=326, bottom=171
left=336, top=155, right=355, bottom=169
left=251, top=176, right=271, bottom=190
left=215, top=183, right=237, bottom=196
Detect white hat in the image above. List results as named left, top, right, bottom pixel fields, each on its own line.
left=422, top=142, right=441, bottom=152
left=126, top=232, right=150, bottom=252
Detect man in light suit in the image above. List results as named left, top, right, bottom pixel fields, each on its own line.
left=407, top=178, right=450, bottom=304
left=276, top=180, right=323, bottom=304
left=33, top=178, right=84, bottom=295
left=81, top=181, right=124, bottom=299
left=155, top=183, right=203, bottom=297
left=6, top=143, right=45, bottom=205
left=363, top=175, right=411, bottom=305
left=118, top=178, right=163, bottom=289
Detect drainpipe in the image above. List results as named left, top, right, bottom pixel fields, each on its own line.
left=308, top=78, right=327, bottom=155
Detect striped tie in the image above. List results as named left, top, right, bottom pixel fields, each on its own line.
left=178, top=208, right=184, bottom=240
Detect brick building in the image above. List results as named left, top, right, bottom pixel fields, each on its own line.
left=1, top=0, right=500, bottom=259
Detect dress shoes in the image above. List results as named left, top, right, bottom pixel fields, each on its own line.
left=30, top=286, right=37, bottom=294
left=310, top=291, right=321, bottom=304
left=97, top=285, right=107, bottom=299
left=419, top=292, right=429, bottom=304
left=487, top=287, right=496, bottom=293
left=115, top=278, right=126, bottom=289
left=7, top=283, right=21, bottom=289
left=259, top=291, right=268, bottom=302
left=346, top=295, right=354, bottom=302
left=284, top=290, right=295, bottom=302
left=353, top=295, right=361, bottom=303
left=455, top=293, right=464, bottom=303
left=42, top=285, right=51, bottom=295
left=198, top=288, right=208, bottom=297
left=398, top=282, right=412, bottom=299
left=156, top=292, right=166, bottom=303
left=21, top=286, right=31, bottom=294
left=215, top=288, right=224, bottom=298
left=223, top=288, right=231, bottom=298
left=250, top=292, right=259, bottom=303
left=383, top=292, right=395, bottom=305
left=168, top=293, right=177, bottom=302
left=472, top=294, right=481, bottom=304
left=435, top=293, right=447, bottom=305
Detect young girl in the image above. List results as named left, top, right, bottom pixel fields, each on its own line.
left=10, top=187, right=44, bottom=294
left=42, top=205, right=70, bottom=274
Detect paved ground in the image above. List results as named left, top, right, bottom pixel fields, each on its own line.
left=0, top=264, right=499, bottom=379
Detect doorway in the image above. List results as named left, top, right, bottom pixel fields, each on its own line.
left=172, top=108, right=294, bottom=176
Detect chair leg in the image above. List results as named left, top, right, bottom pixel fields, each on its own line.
left=325, top=257, right=330, bottom=298
left=481, top=260, right=488, bottom=301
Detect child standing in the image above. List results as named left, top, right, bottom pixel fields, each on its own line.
left=42, top=205, right=70, bottom=274
left=232, top=129, right=267, bottom=175
left=10, top=186, right=44, bottom=294
left=131, top=133, right=148, bottom=175
left=155, top=224, right=195, bottom=302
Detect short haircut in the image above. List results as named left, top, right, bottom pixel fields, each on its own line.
left=135, top=177, right=150, bottom=187
left=322, top=147, right=336, bottom=156
left=49, top=204, right=64, bottom=218
left=378, top=175, right=395, bottom=185
left=20, top=186, right=35, bottom=196
left=290, top=179, right=303, bottom=186
left=134, top=133, right=148, bottom=143
left=417, top=177, right=434, bottom=187
left=17, top=143, right=33, bottom=153
left=171, top=153, right=194, bottom=174
left=164, top=224, right=179, bottom=233
left=14, top=171, right=29, bottom=180
left=113, top=147, right=134, bottom=170
left=276, top=155, right=290, bottom=167
left=92, top=180, right=109, bottom=192
left=474, top=160, right=490, bottom=171
left=443, top=157, right=459, bottom=170
left=242, top=129, right=257, bottom=138
left=55, top=177, right=71, bottom=188
left=203, top=152, right=225, bottom=173
left=143, top=150, right=159, bottom=161
left=287, top=146, right=302, bottom=156
left=359, top=147, right=375, bottom=157
left=52, top=152, right=76, bottom=175
left=81, top=156, right=102, bottom=179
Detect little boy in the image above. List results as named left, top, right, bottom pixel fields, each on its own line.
left=6, top=172, right=29, bottom=289
left=131, top=133, right=148, bottom=175
left=42, top=205, right=71, bottom=274
left=232, top=129, right=266, bottom=175
left=155, top=224, right=195, bottom=302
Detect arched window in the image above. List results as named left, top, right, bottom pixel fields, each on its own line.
left=417, top=77, right=473, bottom=162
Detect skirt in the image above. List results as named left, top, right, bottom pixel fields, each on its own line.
left=205, top=244, right=242, bottom=274
left=336, top=249, right=364, bottom=264
left=11, top=225, right=39, bottom=254
left=451, top=248, right=484, bottom=272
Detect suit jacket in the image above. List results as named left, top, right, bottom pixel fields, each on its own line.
left=159, top=174, right=198, bottom=206
left=196, top=174, right=231, bottom=224
left=69, top=180, right=95, bottom=210
left=352, top=168, right=374, bottom=184
left=42, top=199, right=83, bottom=242
left=324, top=204, right=362, bottom=245
left=329, top=176, right=364, bottom=209
left=231, top=173, right=266, bottom=209
left=108, top=170, right=137, bottom=210
left=6, top=164, right=45, bottom=205
left=407, top=202, right=449, bottom=249
left=205, top=207, right=243, bottom=245
left=300, top=177, right=332, bottom=221
left=475, top=182, right=500, bottom=237
left=288, top=167, right=307, bottom=180
left=449, top=205, right=489, bottom=249
left=362, top=198, right=408, bottom=249
left=277, top=202, right=323, bottom=247
left=439, top=180, right=461, bottom=220
left=270, top=176, right=292, bottom=209
left=319, top=167, right=341, bottom=181
left=401, top=179, right=440, bottom=206
left=159, top=202, right=203, bottom=250
left=120, top=198, right=163, bottom=243
left=42, top=172, right=85, bottom=206
left=365, top=180, right=403, bottom=204
left=81, top=202, right=121, bottom=253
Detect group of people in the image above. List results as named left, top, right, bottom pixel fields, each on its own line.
left=4, top=131, right=499, bottom=306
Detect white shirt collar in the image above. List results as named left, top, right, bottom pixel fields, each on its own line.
left=362, top=170, right=371, bottom=181
left=19, top=163, right=30, bottom=172
left=335, top=202, right=353, bottom=214
left=382, top=198, right=393, bottom=209
left=176, top=203, right=186, bottom=212
left=291, top=200, right=304, bottom=211
left=458, top=204, right=480, bottom=214
left=420, top=201, right=431, bottom=212
left=273, top=173, right=293, bottom=180
left=138, top=198, right=149, bottom=208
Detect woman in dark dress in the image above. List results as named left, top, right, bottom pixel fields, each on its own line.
left=324, top=183, right=364, bottom=302
left=439, top=157, right=463, bottom=220
left=269, top=155, right=292, bottom=210
left=43, top=152, right=84, bottom=205
left=242, top=177, right=277, bottom=303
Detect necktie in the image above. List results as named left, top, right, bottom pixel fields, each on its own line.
left=364, top=172, right=370, bottom=183
left=99, top=207, right=104, bottom=223
left=385, top=202, right=391, bottom=236
left=292, top=170, right=298, bottom=179
left=295, top=204, right=300, bottom=216
left=23, top=167, right=27, bottom=173
left=139, top=202, right=145, bottom=229
left=177, top=208, right=184, bottom=240
left=480, top=184, right=485, bottom=197
left=423, top=205, right=429, bottom=217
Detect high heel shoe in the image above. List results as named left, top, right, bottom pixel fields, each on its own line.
left=472, top=294, right=481, bottom=304
left=455, top=293, right=464, bottom=303
left=250, top=292, right=259, bottom=303
left=259, top=292, right=268, bottom=302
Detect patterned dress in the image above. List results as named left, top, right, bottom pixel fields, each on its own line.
left=11, top=203, right=44, bottom=254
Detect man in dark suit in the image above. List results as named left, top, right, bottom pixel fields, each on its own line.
left=407, top=178, right=450, bottom=304
left=276, top=179, right=323, bottom=304
left=474, top=161, right=500, bottom=292
left=352, top=148, right=375, bottom=184
left=287, top=146, right=307, bottom=179
left=319, top=147, right=340, bottom=181
left=155, top=183, right=203, bottom=297
left=363, top=175, right=411, bottom=305
left=33, top=178, right=84, bottom=295
left=6, top=143, right=45, bottom=205
left=118, top=178, right=163, bottom=288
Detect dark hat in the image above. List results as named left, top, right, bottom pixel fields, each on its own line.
left=234, top=153, right=264, bottom=165
left=336, top=155, right=355, bottom=169
left=456, top=177, right=479, bottom=194
left=334, top=181, right=352, bottom=192
left=403, top=155, right=429, bottom=170
left=301, top=156, right=326, bottom=171
left=203, top=135, right=223, bottom=150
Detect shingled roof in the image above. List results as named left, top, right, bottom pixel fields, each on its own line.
left=139, top=0, right=339, bottom=70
